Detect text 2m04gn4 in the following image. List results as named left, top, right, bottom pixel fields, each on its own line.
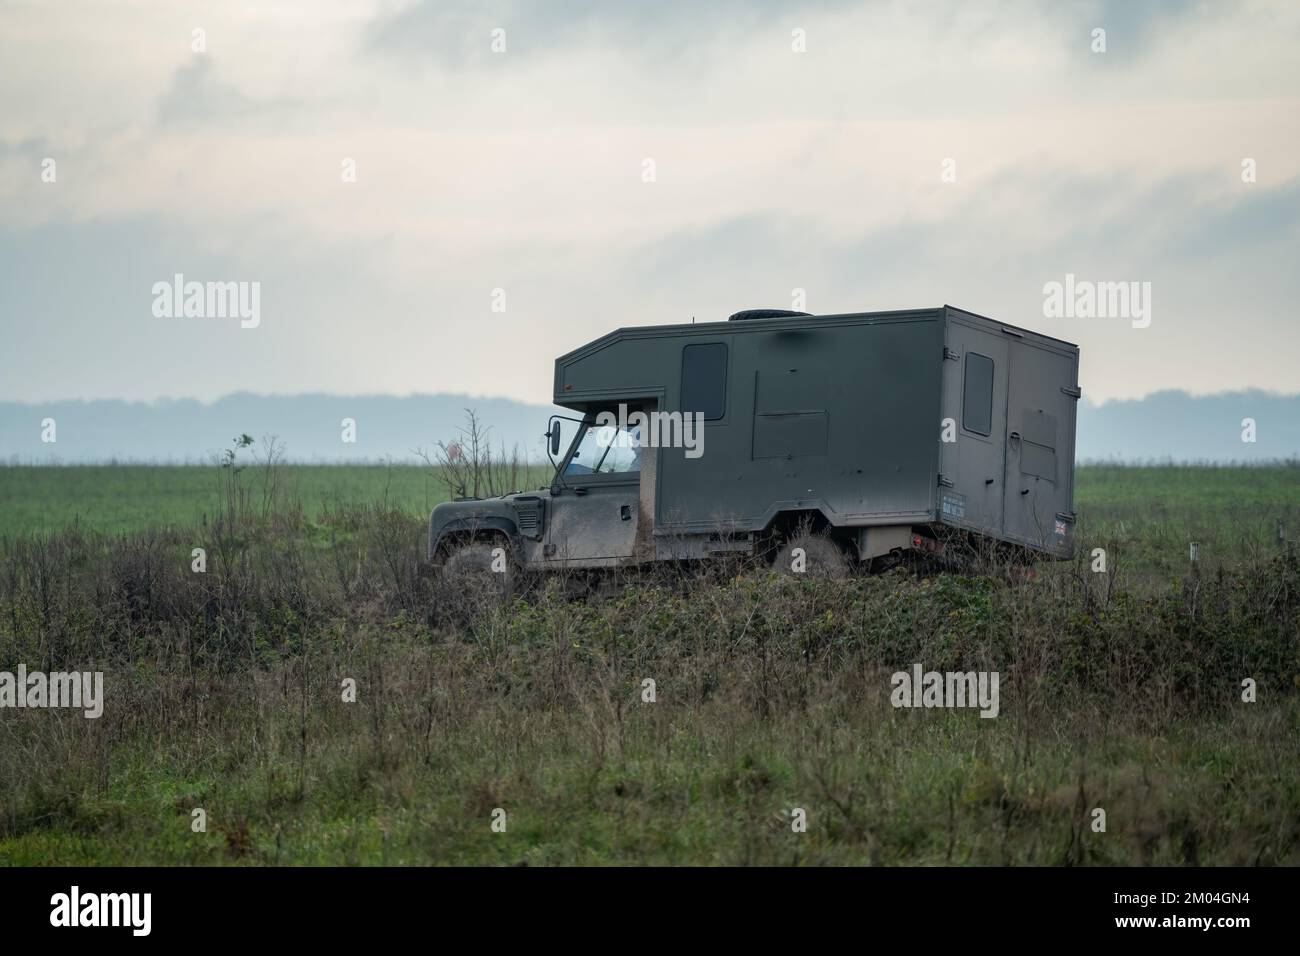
left=428, top=305, right=1080, bottom=576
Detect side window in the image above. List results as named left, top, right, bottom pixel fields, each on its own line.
left=566, top=421, right=644, bottom=476
left=597, top=433, right=642, bottom=474
left=681, top=343, right=728, bottom=421
left=962, top=352, right=994, bottom=436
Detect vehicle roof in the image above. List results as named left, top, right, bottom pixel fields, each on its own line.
left=556, top=305, right=1077, bottom=366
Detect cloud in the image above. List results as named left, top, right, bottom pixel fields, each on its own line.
left=363, top=0, right=860, bottom=67
left=155, top=57, right=314, bottom=129
left=0, top=0, right=1297, bottom=410
left=1165, top=178, right=1300, bottom=259
left=1072, top=0, right=1209, bottom=53
left=157, top=58, right=253, bottom=125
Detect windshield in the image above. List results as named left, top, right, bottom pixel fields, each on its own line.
left=563, top=420, right=643, bottom=476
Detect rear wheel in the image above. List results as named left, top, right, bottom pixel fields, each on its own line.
left=772, top=534, right=851, bottom=580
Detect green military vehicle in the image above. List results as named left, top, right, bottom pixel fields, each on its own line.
left=429, top=306, right=1080, bottom=580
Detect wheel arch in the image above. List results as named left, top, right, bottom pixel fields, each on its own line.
left=429, top=516, right=522, bottom=563
left=761, top=508, right=834, bottom=543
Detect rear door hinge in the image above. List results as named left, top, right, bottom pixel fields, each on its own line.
left=1060, top=385, right=1081, bottom=399
left=943, top=347, right=959, bottom=361
left=938, top=474, right=955, bottom=488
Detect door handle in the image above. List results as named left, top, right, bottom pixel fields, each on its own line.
left=620, top=505, right=632, bottom=521
left=1009, top=431, right=1021, bottom=442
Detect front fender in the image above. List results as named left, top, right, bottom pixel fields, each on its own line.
left=428, top=500, right=521, bottom=561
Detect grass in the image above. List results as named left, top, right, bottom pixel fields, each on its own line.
left=0, top=460, right=1296, bottom=866
left=3, top=460, right=1295, bottom=546
left=0, top=463, right=552, bottom=538
left=4, top=701, right=1295, bottom=866
left=1073, top=462, right=1299, bottom=582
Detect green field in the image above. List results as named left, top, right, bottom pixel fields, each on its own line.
left=0, top=461, right=1297, bottom=866
left=3, top=462, right=1295, bottom=579
left=0, top=463, right=552, bottom=538
left=1073, top=463, right=1298, bottom=582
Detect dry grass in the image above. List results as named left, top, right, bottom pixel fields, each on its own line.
left=0, top=462, right=1297, bottom=865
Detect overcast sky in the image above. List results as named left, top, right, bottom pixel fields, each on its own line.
left=1, top=0, right=1297, bottom=407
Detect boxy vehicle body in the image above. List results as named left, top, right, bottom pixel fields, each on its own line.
left=428, top=306, right=1080, bottom=572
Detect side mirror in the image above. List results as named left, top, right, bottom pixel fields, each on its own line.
left=549, top=422, right=562, bottom=457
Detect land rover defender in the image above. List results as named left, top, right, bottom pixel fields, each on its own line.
left=429, top=306, right=1080, bottom=580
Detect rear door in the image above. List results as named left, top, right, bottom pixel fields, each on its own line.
left=942, top=318, right=1009, bottom=536
left=1002, top=337, right=1078, bottom=554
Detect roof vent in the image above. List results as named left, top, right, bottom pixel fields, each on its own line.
left=727, top=309, right=813, bottom=322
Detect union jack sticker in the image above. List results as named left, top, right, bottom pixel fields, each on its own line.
left=1054, top=519, right=1069, bottom=537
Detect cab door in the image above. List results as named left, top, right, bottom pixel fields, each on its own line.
left=545, top=482, right=640, bottom=566
left=544, top=416, right=643, bottom=567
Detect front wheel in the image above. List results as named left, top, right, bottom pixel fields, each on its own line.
left=437, top=541, right=516, bottom=621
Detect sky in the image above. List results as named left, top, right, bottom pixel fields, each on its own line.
left=1, top=0, right=1298, bottom=408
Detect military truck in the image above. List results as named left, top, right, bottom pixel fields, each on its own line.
left=429, top=306, right=1079, bottom=579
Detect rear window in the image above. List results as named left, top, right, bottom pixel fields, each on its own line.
left=962, top=352, right=994, bottom=436
left=681, top=343, right=728, bottom=421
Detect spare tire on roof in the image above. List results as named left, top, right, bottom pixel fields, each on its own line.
left=727, top=309, right=813, bottom=322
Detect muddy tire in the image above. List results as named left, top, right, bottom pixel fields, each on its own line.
left=773, top=535, right=851, bottom=580
left=437, top=541, right=515, bottom=623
